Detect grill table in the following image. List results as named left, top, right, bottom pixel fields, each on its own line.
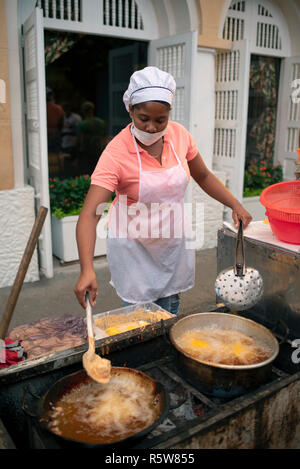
left=0, top=227, right=300, bottom=449
left=0, top=306, right=300, bottom=449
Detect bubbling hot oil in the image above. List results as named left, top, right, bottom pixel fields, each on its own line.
left=46, top=374, right=161, bottom=444
left=176, top=328, right=272, bottom=366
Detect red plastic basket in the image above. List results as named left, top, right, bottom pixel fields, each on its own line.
left=259, top=181, right=300, bottom=244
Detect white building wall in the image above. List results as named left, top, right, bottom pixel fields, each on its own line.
left=1, top=1, right=38, bottom=289
left=0, top=186, right=39, bottom=288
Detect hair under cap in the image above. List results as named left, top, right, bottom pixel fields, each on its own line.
left=123, top=66, right=176, bottom=112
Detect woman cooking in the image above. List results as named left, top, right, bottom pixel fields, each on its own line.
left=74, top=66, right=252, bottom=314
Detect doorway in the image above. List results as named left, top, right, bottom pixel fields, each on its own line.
left=244, top=54, right=281, bottom=195
left=45, top=30, right=148, bottom=177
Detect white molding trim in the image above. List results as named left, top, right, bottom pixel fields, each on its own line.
left=186, top=0, right=200, bottom=32
left=161, top=0, right=177, bottom=36
left=197, top=46, right=217, bottom=55
left=40, top=0, right=159, bottom=40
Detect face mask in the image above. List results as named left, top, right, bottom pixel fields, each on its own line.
left=131, top=124, right=167, bottom=146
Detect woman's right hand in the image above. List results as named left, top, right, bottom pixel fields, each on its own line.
left=74, top=269, right=98, bottom=309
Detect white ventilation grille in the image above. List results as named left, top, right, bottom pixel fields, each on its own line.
left=171, top=88, right=184, bottom=124
left=213, top=40, right=251, bottom=201
left=27, top=132, right=40, bottom=169
left=258, top=4, right=272, bottom=17
left=214, top=49, right=241, bottom=161
left=27, top=82, right=38, bottom=120
left=229, top=1, right=246, bottom=11
left=157, top=43, right=186, bottom=124
left=24, top=26, right=36, bottom=72
left=37, top=0, right=82, bottom=22
left=103, top=0, right=144, bottom=30
left=36, top=0, right=154, bottom=39
left=229, top=1, right=245, bottom=11
left=287, top=63, right=300, bottom=153
left=213, top=128, right=236, bottom=158
left=287, top=127, right=299, bottom=153
left=157, top=44, right=185, bottom=79
left=215, top=50, right=240, bottom=82
left=222, top=15, right=245, bottom=41
left=256, top=22, right=281, bottom=50
left=223, top=1, right=245, bottom=41
left=223, top=0, right=288, bottom=55
left=215, top=90, right=238, bottom=121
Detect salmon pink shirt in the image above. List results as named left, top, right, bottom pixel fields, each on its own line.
left=91, top=121, right=198, bottom=205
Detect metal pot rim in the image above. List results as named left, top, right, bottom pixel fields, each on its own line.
left=39, top=367, right=170, bottom=447
left=169, top=312, right=279, bottom=370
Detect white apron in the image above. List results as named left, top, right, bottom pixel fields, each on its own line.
left=106, top=128, right=195, bottom=303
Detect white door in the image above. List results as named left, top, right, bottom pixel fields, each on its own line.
left=274, top=56, right=300, bottom=180
left=108, top=44, right=140, bottom=137
left=23, top=7, right=53, bottom=278
left=213, top=39, right=251, bottom=206
left=148, top=31, right=198, bottom=132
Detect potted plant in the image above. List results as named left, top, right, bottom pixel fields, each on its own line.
left=49, top=175, right=110, bottom=262
left=242, top=160, right=283, bottom=221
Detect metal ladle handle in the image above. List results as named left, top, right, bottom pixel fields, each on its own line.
left=234, top=219, right=246, bottom=277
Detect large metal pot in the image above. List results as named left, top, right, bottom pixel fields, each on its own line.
left=23, top=367, right=169, bottom=448
left=169, top=313, right=279, bottom=398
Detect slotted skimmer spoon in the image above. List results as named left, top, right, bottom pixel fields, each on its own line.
left=82, top=292, right=111, bottom=384
left=215, top=220, right=264, bottom=311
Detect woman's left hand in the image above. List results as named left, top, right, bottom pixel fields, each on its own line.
left=232, top=204, right=253, bottom=229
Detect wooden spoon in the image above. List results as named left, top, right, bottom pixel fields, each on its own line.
left=82, top=292, right=111, bottom=384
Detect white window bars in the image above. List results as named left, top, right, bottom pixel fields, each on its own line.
left=103, top=0, right=144, bottom=30
left=223, top=0, right=289, bottom=54
left=37, top=0, right=144, bottom=31
left=37, top=0, right=82, bottom=22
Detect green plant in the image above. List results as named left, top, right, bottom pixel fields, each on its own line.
left=49, top=175, right=114, bottom=218
left=243, top=160, right=283, bottom=197
left=49, top=175, right=91, bottom=218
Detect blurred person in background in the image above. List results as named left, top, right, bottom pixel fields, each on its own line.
left=77, top=101, right=106, bottom=174
left=46, top=87, right=64, bottom=155
left=61, top=102, right=82, bottom=168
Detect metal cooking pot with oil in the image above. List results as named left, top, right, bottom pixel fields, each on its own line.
left=23, top=367, right=169, bottom=448
left=169, top=313, right=279, bottom=398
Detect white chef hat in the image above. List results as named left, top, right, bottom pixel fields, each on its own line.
left=123, top=66, right=176, bottom=112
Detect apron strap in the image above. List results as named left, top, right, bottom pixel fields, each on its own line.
left=130, top=125, right=142, bottom=202
left=169, top=139, right=182, bottom=166
left=130, top=124, right=184, bottom=202
left=130, top=125, right=142, bottom=172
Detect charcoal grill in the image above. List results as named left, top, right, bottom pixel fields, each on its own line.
left=0, top=227, right=299, bottom=449
left=0, top=308, right=299, bottom=449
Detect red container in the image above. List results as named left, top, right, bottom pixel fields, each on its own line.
left=260, top=181, right=300, bottom=244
